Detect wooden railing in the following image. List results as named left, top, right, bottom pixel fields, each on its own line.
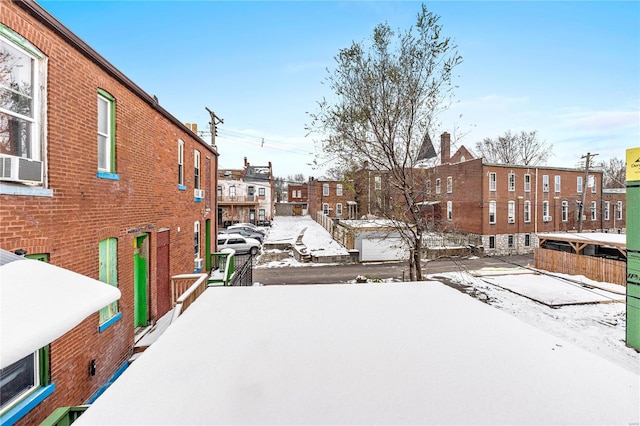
left=170, top=273, right=209, bottom=322
left=535, top=248, right=626, bottom=286
left=40, top=406, right=89, bottom=426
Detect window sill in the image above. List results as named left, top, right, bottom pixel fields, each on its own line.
left=97, top=171, right=120, bottom=180
left=0, top=383, right=55, bottom=426
left=0, top=184, right=53, bottom=197
left=194, top=198, right=202, bottom=202
left=98, top=312, right=122, bottom=333
left=178, top=185, right=186, bottom=191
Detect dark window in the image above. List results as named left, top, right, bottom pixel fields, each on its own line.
left=489, top=236, right=495, bottom=249
left=524, top=234, right=531, bottom=247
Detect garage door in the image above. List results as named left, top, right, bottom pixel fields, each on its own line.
left=361, top=238, right=408, bottom=262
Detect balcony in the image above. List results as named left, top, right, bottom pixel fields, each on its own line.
left=217, top=194, right=258, bottom=206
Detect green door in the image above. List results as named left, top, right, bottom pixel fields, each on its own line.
left=205, top=219, right=211, bottom=270
left=134, top=234, right=149, bottom=327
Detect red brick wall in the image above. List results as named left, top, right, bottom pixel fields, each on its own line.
left=1, top=3, right=217, bottom=424
left=307, top=179, right=355, bottom=218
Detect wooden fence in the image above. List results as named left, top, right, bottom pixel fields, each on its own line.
left=534, top=248, right=626, bottom=286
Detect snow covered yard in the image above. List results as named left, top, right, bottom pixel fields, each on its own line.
left=429, top=268, right=639, bottom=374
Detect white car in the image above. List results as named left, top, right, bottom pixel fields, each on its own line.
left=217, top=233, right=261, bottom=255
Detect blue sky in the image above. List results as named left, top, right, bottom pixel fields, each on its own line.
left=38, top=1, right=639, bottom=178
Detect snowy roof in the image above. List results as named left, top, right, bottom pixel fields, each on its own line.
left=76, top=283, right=638, bottom=425
left=538, top=232, right=626, bottom=248
left=339, top=219, right=409, bottom=230
left=0, top=249, right=121, bottom=368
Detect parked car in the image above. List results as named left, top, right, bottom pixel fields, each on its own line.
left=227, top=224, right=266, bottom=237
left=232, top=223, right=264, bottom=232
left=217, top=234, right=261, bottom=255
left=219, top=228, right=263, bottom=243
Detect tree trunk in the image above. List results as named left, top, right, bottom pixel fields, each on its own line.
left=414, top=237, right=423, bottom=281
left=409, top=249, right=416, bottom=281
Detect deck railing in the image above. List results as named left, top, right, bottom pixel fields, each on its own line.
left=40, top=405, right=89, bottom=426
left=170, top=273, right=209, bottom=322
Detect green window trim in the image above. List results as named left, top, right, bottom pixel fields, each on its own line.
left=97, top=89, right=116, bottom=173
left=99, top=238, right=119, bottom=324
left=0, top=24, right=44, bottom=58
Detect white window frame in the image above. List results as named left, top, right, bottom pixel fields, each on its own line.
left=489, top=173, right=496, bottom=192
left=322, top=183, right=329, bottom=196
left=447, top=200, right=452, bottom=220
left=508, top=172, right=515, bottom=192
left=322, top=203, right=329, bottom=215
left=542, top=175, right=549, bottom=193
left=258, top=209, right=266, bottom=221
left=435, top=178, right=441, bottom=194
left=194, top=221, right=200, bottom=260
left=542, top=200, right=549, bottom=218
left=554, top=175, right=561, bottom=193
left=605, top=201, right=610, bottom=221
left=590, top=176, right=597, bottom=193
left=562, top=201, right=568, bottom=222
left=577, top=176, right=583, bottom=193
left=336, top=203, right=343, bottom=216
left=97, top=91, right=115, bottom=173
left=177, top=139, right=184, bottom=186
left=336, top=184, right=343, bottom=196
left=591, top=201, right=597, bottom=221
left=617, top=201, right=623, bottom=220
left=524, top=174, right=531, bottom=192
left=446, top=176, right=453, bottom=194
left=508, top=201, right=515, bottom=223
left=524, top=200, right=531, bottom=223
left=194, top=150, right=201, bottom=189
left=374, top=176, right=381, bottom=190
left=489, top=201, right=496, bottom=224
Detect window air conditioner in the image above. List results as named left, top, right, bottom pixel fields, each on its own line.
left=194, top=188, right=205, bottom=199
left=0, top=155, right=43, bottom=184
left=543, top=215, right=552, bottom=222
left=508, top=218, right=515, bottom=224
left=194, top=258, right=204, bottom=270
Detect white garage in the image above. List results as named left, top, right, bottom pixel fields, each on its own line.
left=360, top=237, right=408, bottom=262
left=338, top=220, right=412, bottom=262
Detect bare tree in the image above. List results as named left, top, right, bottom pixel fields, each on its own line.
left=307, top=4, right=462, bottom=280
left=474, top=130, right=552, bottom=165
left=598, top=157, right=626, bottom=188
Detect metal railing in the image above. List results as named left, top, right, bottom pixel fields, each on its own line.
left=228, top=253, right=253, bottom=286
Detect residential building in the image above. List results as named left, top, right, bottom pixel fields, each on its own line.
left=287, top=183, right=309, bottom=216
left=217, top=157, right=274, bottom=227
left=0, top=2, right=218, bottom=424
left=307, top=177, right=358, bottom=219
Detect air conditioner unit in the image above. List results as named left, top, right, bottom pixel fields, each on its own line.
left=0, top=155, right=43, bottom=184
left=508, top=218, right=515, bottom=224
left=543, top=215, right=552, bottom=222
left=194, top=258, right=204, bottom=270
left=582, top=215, right=587, bottom=221
left=194, top=188, right=205, bottom=199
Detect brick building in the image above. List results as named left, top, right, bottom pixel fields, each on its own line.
left=217, top=157, right=274, bottom=226
left=351, top=133, right=626, bottom=255
left=307, top=177, right=358, bottom=219
left=0, top=2, right=218, bottom=424
left=287, top=183, right=308, bottom=215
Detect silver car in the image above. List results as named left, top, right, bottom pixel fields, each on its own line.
left=217, top=233, right=261, bottom=255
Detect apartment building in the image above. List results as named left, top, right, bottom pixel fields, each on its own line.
left=217, top=157, right=274, bottom=226
left=0, top=2, right=218, bottom=424
left=307, top=177, right=358, bottom=219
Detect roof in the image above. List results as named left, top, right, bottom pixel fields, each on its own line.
left=537, top=232, right=626, bottom=249
left=75, top=283, right=638, bottom=425
left=0, top=249, right=121, bottom=368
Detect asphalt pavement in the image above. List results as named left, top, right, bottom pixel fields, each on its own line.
left=254, top=254, right=535, bottom=285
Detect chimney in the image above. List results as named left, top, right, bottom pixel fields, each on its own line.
left=440, top=132, right=451, bottom=164
left=244, top=157, right=249, bottom=168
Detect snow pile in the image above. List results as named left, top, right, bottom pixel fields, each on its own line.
left=262, top=215, right=349, bottom=258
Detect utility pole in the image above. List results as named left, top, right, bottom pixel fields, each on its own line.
left=205, top=107, right=224, bottom=149
left=578, top=152, right=598, bottom=232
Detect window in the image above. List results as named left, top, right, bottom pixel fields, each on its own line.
left=605, top=201, right=610, bottom=221
left=426, top=180, right=431, bottom=194
left=542, top=200, right=549, bottom=218
left=524, top=234, right=531, bottom=247
left=297, top=190, right=302, bottom=198
left=524, top=174, right=531, bottom=192
left=554, top=175, right=561, bottom=193
left=446, top=177, right=452, bottom=194
left=322, top=203, right=329, bottom=215
left=177, top=140, right=184, bottom=187
left=508, top=201, right=515, bottom=223
left=258, top=187, right=265, bottom=196
left=194, top=221, right=200, bottom=260
left=447, top=201, right=452, bottom=220
left=508, top=172, right=515, bottom=192
left=591, top=201, right=597, bottom=221
left=217, top=186, right=222, bottom=197
left=322, top=183, right=329, bottom=196
left=489, top=201, right=496, bottom=224
left=97, top=90, right=116, bottom=173
left=489, top=236, right=496, bottom=249
left=562, top=201, right=568, bottom=222
left=374, top=176, right=381, bottom=190
left=542, top=175, right=549, bottom=193
left=590, top=176, right=597, bottom=193
left=508, top=235, right=514, bottom=248
left=336, top=203, right=343, bottom=216
left=577, top=176, right=583, bottom=193
left=259, top=209, right=265, bottom=221
left=0, top=27, right=45, bottom=168
left=99, top=238, right=119, bottom=324
left=435, top=178, right=441, bottom=194
left=336, top=184, right=343, bottom=196
left=229, top=186, right=236, bottom=197
left=617, top=201, right=623, bottom=220
left=194, top=151, right=201, bottom=189
left=375, top=197, right=382, bottom=209
left=489, top=173, right=496, bottom=191
left=524, top=201, right=531, bottom=223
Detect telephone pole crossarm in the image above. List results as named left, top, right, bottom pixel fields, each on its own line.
left=205, top=107, right=224, bottom=149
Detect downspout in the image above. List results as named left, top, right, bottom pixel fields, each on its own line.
left=534, top=168, right=539, bottom=234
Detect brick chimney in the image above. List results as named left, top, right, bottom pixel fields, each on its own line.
left=244, top=157, right=249, bottom=168
left=440, top=132, right=451, bottom=164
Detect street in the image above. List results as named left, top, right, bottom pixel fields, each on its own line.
left=254, top=254, right=535, bottom=285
